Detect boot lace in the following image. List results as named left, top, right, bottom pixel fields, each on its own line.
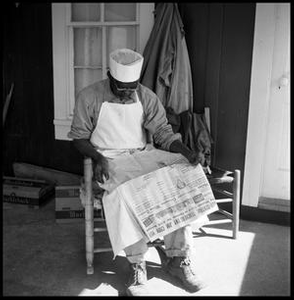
left=179, top=257, right=196, bottom=276
left=130, top=262, right=146, bottom=285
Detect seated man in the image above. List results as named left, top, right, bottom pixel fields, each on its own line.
left=68, top=48, right=206, bottom=296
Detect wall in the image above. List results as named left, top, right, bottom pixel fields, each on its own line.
left=3, top=3, right=256, bottom=183
left=178, top=3, right=256, bottom=190
left=177, top=3, right=290, bottom=225
left=3, top=3, right=289, bottom=225
left=3, top=3, right=83, bottom=176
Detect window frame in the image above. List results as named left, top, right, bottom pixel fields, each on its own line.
left=52, top=3, right=154, bottom=140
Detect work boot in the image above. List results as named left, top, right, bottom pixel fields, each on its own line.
left=166, top=256, right=206, bottom=293
left=125, top=261, right=148, bottom=296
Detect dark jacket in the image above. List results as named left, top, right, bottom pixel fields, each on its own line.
left=166, top=107, right=213, bottom=166
left=140, top=3, right=194, bottom=114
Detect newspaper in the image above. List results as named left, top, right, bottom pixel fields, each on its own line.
left=115, top=162, right=218, bottom=242
left=99, top=148, right=188, bottom=193
left=100, top=149, right=218, bottom=256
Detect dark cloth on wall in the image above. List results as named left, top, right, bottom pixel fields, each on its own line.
left=166, top=107, right=213, bottom=166
left=140, top=3, right=193, bottom=114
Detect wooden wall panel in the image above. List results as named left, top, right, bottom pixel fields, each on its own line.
left=178, top=3, right=256, bottom=193
left=3, top=3, right=83, bottom=176
left=216, top=3, right=255, bottom=173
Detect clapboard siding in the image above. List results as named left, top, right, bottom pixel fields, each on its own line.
left=178, top=3, right=255, bottom=190
left=3, top=3, right=83, bottom=176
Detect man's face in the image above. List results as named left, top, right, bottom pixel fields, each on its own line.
left=113, top=82, right=137, bottom=99
left=108, top=71, right=138, bottom=100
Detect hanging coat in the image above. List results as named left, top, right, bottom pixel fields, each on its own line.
left=140, top=3, right=193, bottom=114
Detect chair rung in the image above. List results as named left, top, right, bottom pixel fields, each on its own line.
left=94, top=218, right=105, bottom=221
left=215, top=198, right=232, bottom=203
left=204, top=219, right=232, bottom=225
left=218, top=208, right=233, bottom=219
left=212, top=188, right=233, bottom=197
left=94, top=228, right=108, bottom=232
left=209, top=176, right=234, bottom=184
left=94, top=248, right=112, bottom=253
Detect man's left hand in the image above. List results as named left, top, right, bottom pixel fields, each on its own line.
left=187, top=151, right=205, bottom=166
left=169, top=140, right=205, bottom=166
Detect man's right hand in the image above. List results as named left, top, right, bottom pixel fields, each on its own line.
left=93, top=155, right=109, bottom=184
left=72, top=139, right=110, bottom=183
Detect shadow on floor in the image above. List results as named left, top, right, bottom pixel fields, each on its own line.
left=238, top=221, right=290, bottom=296
left=191, top=217, right=290, bottom=296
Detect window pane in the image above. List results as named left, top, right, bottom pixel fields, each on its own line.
left=105, top=3, right=136, bottom=22
left=72, top=3, right=101, bottom=22
left=106, top=26, right=137, bottom=67
left=74, top=28, right=102, bottom=67
left=75, top=68, right=102, bottom=96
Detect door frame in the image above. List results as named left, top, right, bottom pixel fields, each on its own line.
left=242, top=3, right=289, bottom=208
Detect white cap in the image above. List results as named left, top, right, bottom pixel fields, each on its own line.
left=109, top=48, right=144, bottom=83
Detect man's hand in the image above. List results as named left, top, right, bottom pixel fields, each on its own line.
left=93, top=155, right=109, bottom=184
left=169, top=139, right=205, bottom=166
left=72, top=139, right=110, bottom=183
left=186, top=151, right=205, bottom=166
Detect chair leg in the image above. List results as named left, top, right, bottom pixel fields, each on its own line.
left=84, top=158, right=94, bottom=274
left=232, top=170, right=241, bottom=239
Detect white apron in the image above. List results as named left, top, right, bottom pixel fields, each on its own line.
left=90, top=92, right=150, bottom=257
left=90, top=91, right=146, bottom=159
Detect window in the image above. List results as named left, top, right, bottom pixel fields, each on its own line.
left=52, top=3, right=154, bottom=140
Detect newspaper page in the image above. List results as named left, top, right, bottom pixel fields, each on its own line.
left=99, top=148, right=188, bottom=193
left=116, top=163, right=218, bottom=242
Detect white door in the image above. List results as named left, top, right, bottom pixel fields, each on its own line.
left=260, top=4, right=290, bottom=207
left=242, top=3, right=290, bottom=211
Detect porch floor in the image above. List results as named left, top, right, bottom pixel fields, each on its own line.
left=3, top=198, right=290, bottom=296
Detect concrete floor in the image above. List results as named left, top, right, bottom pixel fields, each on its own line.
left=3, top=197, right=291, bottom=296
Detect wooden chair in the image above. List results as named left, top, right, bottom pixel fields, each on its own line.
left=200, top=107, right=241, bottom=239
left=83, top=156, right=240, bottom=275
left=84, top=157, right=112, bottom=275
left=198, top=166, right=240, bottom=239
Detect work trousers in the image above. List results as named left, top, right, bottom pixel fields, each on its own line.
left=124, top=224, right=194, bottom=264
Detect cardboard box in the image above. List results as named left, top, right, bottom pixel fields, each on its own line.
left=55, top=185, right=103, bottom=223
left=3, top=176, right=55, bottom=208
